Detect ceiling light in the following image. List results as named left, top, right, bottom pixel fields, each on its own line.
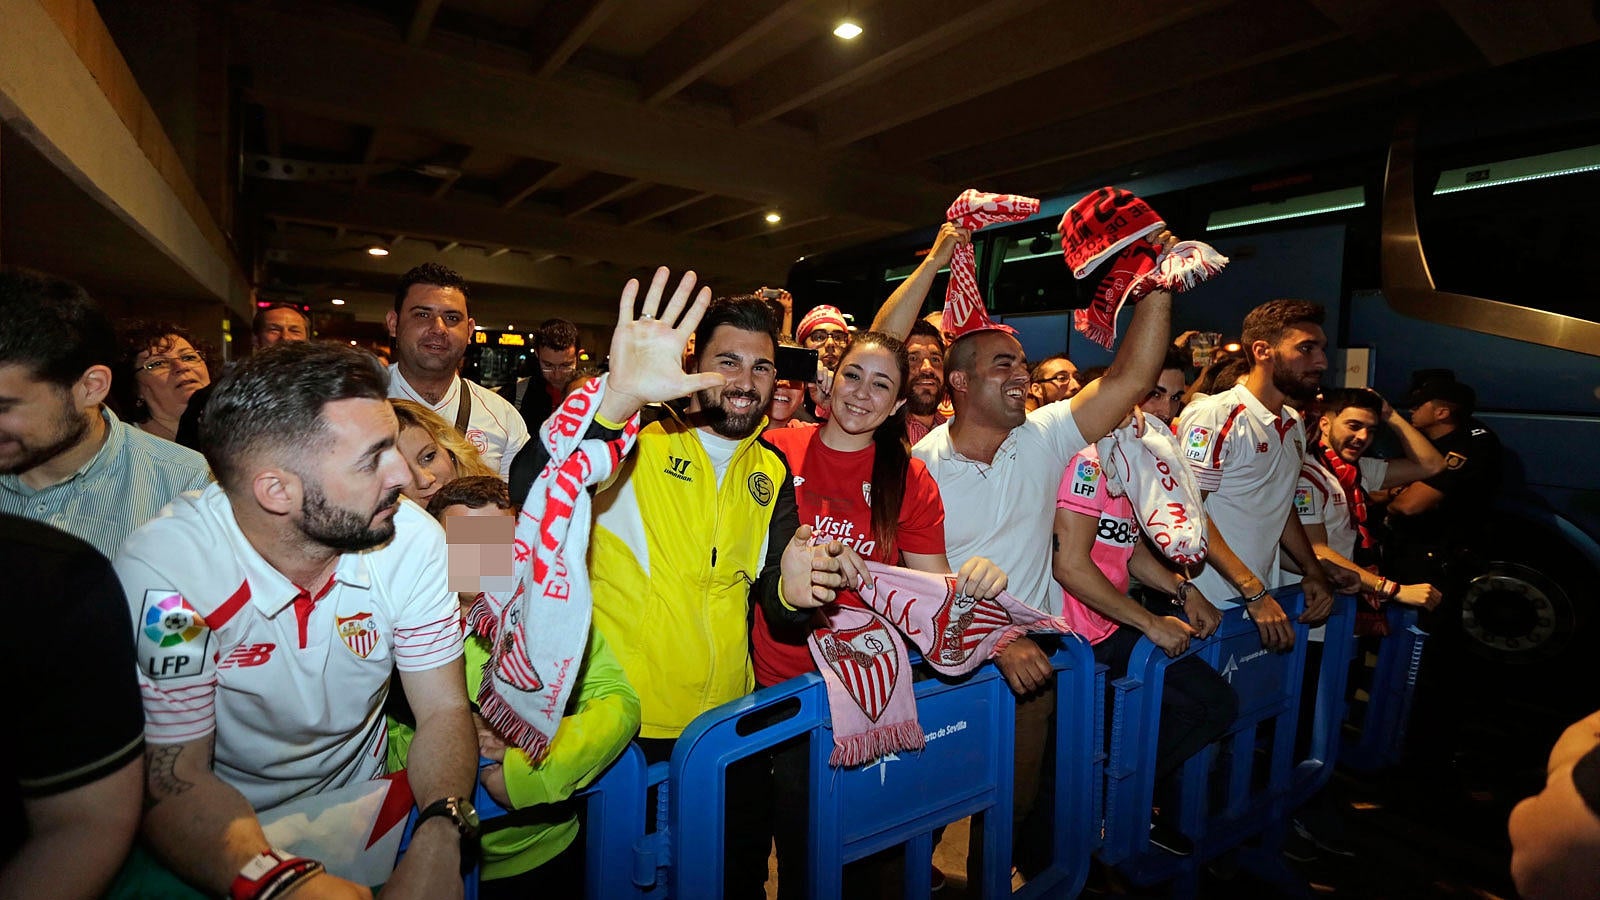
left=1206, top=186, right=1365, bottom=232
left=1433, top=143, right=1600, bottom=195
left=765, top=212, right=782, bottom=224
left=1224, top=342, right=1242, bottom=352
left=330, top=298, right=346, bottom=306
left=366, top=245, right=390, bottom=257
left=833, top=20, right=862, bottom=39
left=349, top=340, right=357, bottom=346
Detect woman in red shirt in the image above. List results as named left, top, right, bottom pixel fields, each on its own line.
left=755, top=331, right=1006, bottom=898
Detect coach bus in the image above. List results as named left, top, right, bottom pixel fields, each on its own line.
left=784, top=59, right=1600, bottom=713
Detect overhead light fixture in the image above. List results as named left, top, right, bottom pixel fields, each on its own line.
left=366, top=245, right=390, bottom=257
left=330, top=297, right=346, bottom=306
left=1433, top=143, right=1600, bottom=195
left=765, top=212, right=783, bottom=224
left=833, top=20, right=862, bottom=39
left=1224, top=342, right=1242, bottom=352
left=1206, top=186, right=1365, bottom=232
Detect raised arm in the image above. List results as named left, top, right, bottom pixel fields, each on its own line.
left=1376, top=394, right=1445, bottom=486
left=1066, top=291, right=1174, bottom=443
left=870, top=223, right=969, bottom=339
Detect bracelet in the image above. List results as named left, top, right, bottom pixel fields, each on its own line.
left=231, top=850, right=325, bottom=900
left=1376, top=578, right=1400, bottom=601
left=1243, top=587, right=1268, bottom=605
left=1172, top=579, right=1195, bottom=608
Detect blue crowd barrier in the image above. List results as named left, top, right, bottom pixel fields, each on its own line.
left=1341, top=606, right=1429, bottom=772
left=1014, top=635, right=1103, bottom=900
left=1100, top=587, right=1357, bottom=897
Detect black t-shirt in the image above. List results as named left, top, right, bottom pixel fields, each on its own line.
left=0, top=515, right=144, bottom=863
left=1389, top=421, right=1503, bottom=548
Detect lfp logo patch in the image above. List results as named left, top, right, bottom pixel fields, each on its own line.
left=144, top=593, right=205, bottom=647
left=1293, top=486, right=1313, bottom=517
left=140, top=590, right=211, bottom=680
left=1071, top=458, right=1100, bottom=497
left=1184, top=426, right=1212, bottom=462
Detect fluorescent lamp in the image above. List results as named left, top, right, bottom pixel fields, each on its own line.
left=366, top=245, right=390, bottom=257
left=1206, top=186, right=1365, bottom=232
left=1433, top=144, right=1600, bottom=195
left=765, top=212, right=782, bottom=224
left=330, top=298, right=346, bottom=306
left=833, top=20, right=862, bottom=39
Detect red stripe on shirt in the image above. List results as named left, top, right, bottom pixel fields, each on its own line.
left=1211, top=404, right=1247, bottom=469
left=207, top=580, right=252, bottom=630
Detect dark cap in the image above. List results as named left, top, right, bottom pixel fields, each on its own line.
left=1407, top=378, right=1476, bottom=416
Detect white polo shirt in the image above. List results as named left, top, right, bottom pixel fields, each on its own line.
left=1176, top=383, right=1306, bottom=607
left=388, top=367, right=530, bottom=480
left=116, top=486, right=462, bottom=812
left=913, top=399, right=1087, bottom=613
left=1287, top=456, right=1390, bottom=563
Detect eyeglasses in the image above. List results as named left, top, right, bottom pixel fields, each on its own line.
left=1037, top=372, right=1078, bottom=386
left=804, top=330, right=849, bottom=347
left=140, top=352, right=204, bottom=374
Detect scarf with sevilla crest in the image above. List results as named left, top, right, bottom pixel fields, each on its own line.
left=808, top=561, right=1073, bottom=767
left=1060, top=187, right=1229, bottom=348
left=469, top=376, right=639, bottom=762
left=942, top=190, right=1040, bottom=337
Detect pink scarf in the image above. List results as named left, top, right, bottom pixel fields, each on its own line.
left=470, top=377, right=639, bottom=762
left=942, top=189, right=1040, bottom=337
left=1061, top=188, right=1228, bottom=348
left=809, top=562, right=1073, bottom=766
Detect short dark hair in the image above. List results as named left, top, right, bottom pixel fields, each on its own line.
left=394, top=263, right=471, bottom=313
left=201, top=342, right=389, bottom=489
left=1161, top=345, right=1189, bottom=373
left=0, top=267, right=116, bottom=388
left=694, top=294, right=779, bottom=364
left=907, top=319, right=945, bottom=351
left=425, top=475, right=512, bottom=519
left=1320, top=387, right=1382, bottom=419
left=534, top=318, right=580, bottom=352
left=252, top=303, right=310, bottom=338
left=1241, top=300, right=1325, bottom=352
left=1028, top=353, right=1073, bottom=382
left=112, top=321, right=209, bottom=422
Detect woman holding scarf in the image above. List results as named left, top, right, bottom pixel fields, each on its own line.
left=755, top=330, right=1008, bottom=898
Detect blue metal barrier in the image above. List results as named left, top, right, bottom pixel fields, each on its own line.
left=1341, top=607, right=1428, bottom=772
left=666, top=659, right=1050, bottom=899
left=1100, top=588, right=1357, bottom=896
left=1013, top=635, right=1102, bottom=900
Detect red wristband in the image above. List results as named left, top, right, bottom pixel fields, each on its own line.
left=230, top=850, right=324, bottom=900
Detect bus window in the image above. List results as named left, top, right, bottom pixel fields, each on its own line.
left=986, top=228, right=1091, bottom=314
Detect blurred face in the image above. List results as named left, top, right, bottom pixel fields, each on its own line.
left=1319, top=405, right=1380, bottom=462
left=255, top=308, right=309, bottom=348
left=768, top=381, right=804, bottom=424
left=904, top=336, right=944, bottom=417
left=828, top=345, right=906, bottom=437
left=803, top=325, right=850, bottom=371
left=536, top=344, right=577, bottom=387
left=386, top=284, right=473, bottom=378
left=1140, top=368, right=1187, bottom=424
left=954, top=332, right=1029, bottom=429
left=1028, top=358, right=1079, bottom=408
left=134, top=336, right=210, bottom=421
left=1261, top=324, right=1327, bottom=401
left=690, top=325, right=776, bottom=439
left=396, top=424, right=458, bottom=503
left=0, top=365, right=90, bottom=475
left=296, top=398, right=410, bottom=552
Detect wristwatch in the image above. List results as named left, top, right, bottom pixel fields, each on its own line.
left=417, top=796, right=481, bottom=843
left=1173, top=579, right=1196, bottom=608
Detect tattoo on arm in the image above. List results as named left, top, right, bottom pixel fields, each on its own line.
left=145, top=745, right=195, bottom=809
left=1052, top=533, right=1060, bottom=553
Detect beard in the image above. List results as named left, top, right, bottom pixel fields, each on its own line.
left=905, top=384, right=942, bottom=417
left=300, top=480, right=403, bottom=552
left=0, top=398, right=89, bottom=476
left=1272, top=365, right=1323, bottom=403
left=694, top=386, right=767, bottom=439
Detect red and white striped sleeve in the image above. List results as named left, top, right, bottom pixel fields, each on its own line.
left=388, top=506, right=465, bottom=672
left=114, top=555, right=220, bottom=744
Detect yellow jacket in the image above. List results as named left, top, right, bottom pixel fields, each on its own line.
left=589, top=409, right=802, bottom=738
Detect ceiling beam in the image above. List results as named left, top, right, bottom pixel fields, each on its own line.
left=618, top=185, right=713, bottom=226
left=230, top=6, right=954, bottom=228
left=670, top=197, right=768, bottom=235
left=729, top=0, right=1050, bottom=127
left=497, top=159, right=566, bottom=209
left=354, top=125, right=383, bottom=188
left=870, top=0, right=1335, bottom=163
left=562, top=173, right=644, bottom=218
left=1431, top=0, right=1599, bottom=66
left=637, top=0, right=811, bottom=106
left=427, top=143, right=473, bottom=199
left=946, top=41, right=1392, bottom=183
left=527, top=0, right=625, bottom=79
left=255, top=180, right=792, bottom=283
left=404, top=0, right=443, bottom=46
left=812, top=0, right=1229, bottom=150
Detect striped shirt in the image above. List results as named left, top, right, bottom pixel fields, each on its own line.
left=115, top=486, right=463, bottom=812
left=0, top=407, right=211, bottom=560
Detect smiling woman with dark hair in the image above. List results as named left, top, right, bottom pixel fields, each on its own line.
left=112, top=320, right=211, bottom=443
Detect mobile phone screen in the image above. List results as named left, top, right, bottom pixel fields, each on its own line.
left=775, top=345, right=819, bottom=382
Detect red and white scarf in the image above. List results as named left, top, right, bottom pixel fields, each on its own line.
left=470, top=376, right=639, bottom=761
left=1317, top=442, right=1374, bottom=551
left=942, top=189, right=1040, bottom=338
left=1096, top=420, right=1208, bottom=568
left=809, top=562, right=1073, bottom=766
left=1060, top=187, right=1228, bottom=348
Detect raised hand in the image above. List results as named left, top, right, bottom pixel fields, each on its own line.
left=600, top=267, right=727, bottom=423
left=928, top=222, right=972, bottom=269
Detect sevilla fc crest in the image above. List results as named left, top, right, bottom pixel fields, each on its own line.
left=336, top=612, right=380, bottom=659
left=491, top=605, right=544, bottom=693
left=819, top=619, right=898, bottom=723
left=928, top=576, right=1014, bottom=667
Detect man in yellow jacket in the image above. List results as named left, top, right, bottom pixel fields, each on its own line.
left=584, top=294, right=869, bottom=899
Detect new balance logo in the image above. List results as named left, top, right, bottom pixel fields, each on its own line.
left=218, top=643, right=276, bottom=669
left=663, top=455, right=692, bottom=481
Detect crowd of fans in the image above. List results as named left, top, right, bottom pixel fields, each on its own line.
left=0, top=208, right=1561, bottom=900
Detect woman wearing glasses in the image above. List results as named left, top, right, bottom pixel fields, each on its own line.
left=113, top=321, right=211, bottom=443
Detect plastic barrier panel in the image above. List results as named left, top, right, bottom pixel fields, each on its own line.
left=667, top=662, right=1030, bottom=900
left=1341, top=607, right=1428, bottom=772
left=1099, top=588, right=1357, bottom=896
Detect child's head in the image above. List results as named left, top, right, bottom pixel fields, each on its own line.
left=427, top=476, right=514, bottom=595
